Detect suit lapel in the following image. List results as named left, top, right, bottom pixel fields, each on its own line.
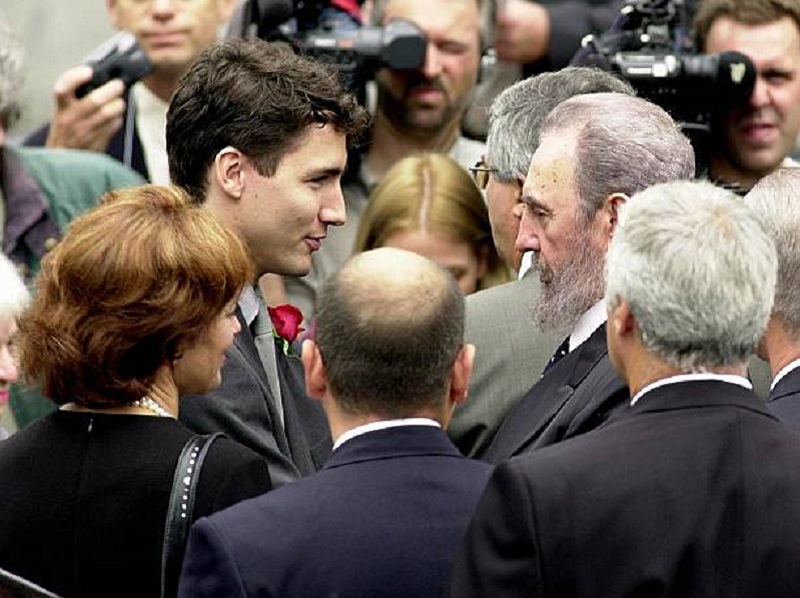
left=769, top=368, right=800, bottom=403
left=233, top=308, right=269, bottom=386
left=485, top=325, right=610, bottom=462
left=275, top=344, right=332, bottom=475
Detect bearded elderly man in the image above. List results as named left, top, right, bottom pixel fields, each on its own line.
left=482, top=92, right=695, bottom=462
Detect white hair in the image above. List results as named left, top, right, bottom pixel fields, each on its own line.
left=745, top=167, right=800, bottom=340
left=0, top=254, right=29, bottom=321
left=541, top=93, right=696, bottom=221
left=606, top=179, right=777, bottom=370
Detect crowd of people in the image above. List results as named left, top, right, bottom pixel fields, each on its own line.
left=1, top=0, right=800, bottom=597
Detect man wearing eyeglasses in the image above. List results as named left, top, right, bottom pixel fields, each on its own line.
left=449, top=66, right=635, bottom=458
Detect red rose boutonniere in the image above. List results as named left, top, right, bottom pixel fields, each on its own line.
left=268, top=304, right=305, bottom=357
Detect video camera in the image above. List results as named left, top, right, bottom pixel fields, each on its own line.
left=239, top=0, right=427, bottom=97
left=579, top=0, right=756, bottom=168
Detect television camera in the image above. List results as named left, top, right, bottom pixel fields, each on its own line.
left=238, top=0, right=427, bottom=98
left=578, top=0, right=757, bottom=171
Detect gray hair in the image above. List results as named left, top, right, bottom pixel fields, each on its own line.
left=541, top=93, right=696, bottom=221
left=745, top=167, right=800, bottom=339
left=606, top=179, right=777, bottom=371
left=486, top=67, right=635, bottom=183
left=0, top=13, right=23, bottom=126
left=0, top=254, right=29, bottom=322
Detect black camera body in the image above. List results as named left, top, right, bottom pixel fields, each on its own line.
left=241, top=0, right=427, bottom=94
left=580, top=0, right=756, bottom=160
left=75, top=32, right=153, bottom=99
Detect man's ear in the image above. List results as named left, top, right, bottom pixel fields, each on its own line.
left=301, top=339, right=328, bottom=401
left=601, top=192, right=628, bottom=238
left=448, top=343, right=476, bottom=407
left=609, top=298, right=635, bottom=340
left=214, top=146, right=246, bottom=200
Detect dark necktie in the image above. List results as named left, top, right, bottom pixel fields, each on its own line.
left=542, top=336, right=570, bottom=377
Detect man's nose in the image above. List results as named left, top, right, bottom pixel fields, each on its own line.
left=421, top=43, right=443, bottom=80
left=320, top=186, right=347, bottom=227
left=749, top=76, right=771, bottom=108
left=515, top=208, right=541, bottom=253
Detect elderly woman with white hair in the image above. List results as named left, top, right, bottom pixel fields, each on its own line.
left=0, top=254, right=29, bottom=439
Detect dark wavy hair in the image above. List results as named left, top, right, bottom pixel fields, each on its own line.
left=167, top=38, right=370, bottom=202
left=19, top=185, right=252, bottom=407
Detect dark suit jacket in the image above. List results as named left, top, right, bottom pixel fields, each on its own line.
left=451, top=380, right=800, bottom=598
left=449, top=273, right=559, bottom=458
left=25, top=90, right=150, bottom=181
left=179, top=425, right=493, bottom=598
left=482, top=323, right=628, bottom=462
left=180, top=309, right=331, bottom=487
left=768, top=366, right=800, bottom=428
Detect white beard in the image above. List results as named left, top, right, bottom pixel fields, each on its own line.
left=530, top=229, right=606, bottom=335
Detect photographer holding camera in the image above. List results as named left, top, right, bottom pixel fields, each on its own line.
left=693, top=0, right=800, bottom=191
left=24, top=0, right=239, bottom=184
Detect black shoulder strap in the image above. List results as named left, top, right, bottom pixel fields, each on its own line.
left=160, top=432, right=223, bottom=598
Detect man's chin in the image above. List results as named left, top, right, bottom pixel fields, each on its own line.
left=149, top=53, right=195, bottom=77
left=403, top=106, right=454, bottom=131
left=727, top=138, right=790, bottom=175
left=282, top=259, right=313, bottom=278
left=257, top=259, right=311, bottom=280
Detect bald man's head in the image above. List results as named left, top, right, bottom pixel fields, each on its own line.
left=315, top=248, right=465, bottom=418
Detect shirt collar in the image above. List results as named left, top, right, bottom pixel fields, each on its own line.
left=631, top=372, right=753, bottom=406
left=238, top=285, right=259, bottom=328
left=333, top=418, right=441, bottom=451
left=771, top=357, right=800, bottom=391
left=518, top=251, right=533, bottom=280
left=569, top=298, right=607, bottom=353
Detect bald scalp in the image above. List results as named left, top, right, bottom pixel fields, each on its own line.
left=340, top=248, right=455, bottom=325
left=315, top=248, right=465, bottom=417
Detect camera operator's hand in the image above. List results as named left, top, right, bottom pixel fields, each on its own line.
left=494, top=0, right=550, bottom=65
left=45, top=65, right=127, bottom=152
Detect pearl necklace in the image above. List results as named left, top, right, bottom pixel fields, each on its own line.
left=130, top=397, right=174, bottom=418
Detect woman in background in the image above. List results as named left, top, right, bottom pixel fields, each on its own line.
left=0, top=185, right=271, bottom=598
left=354, top=152, right=510, bottom=294
left=0, top=254, right=29, bottom=440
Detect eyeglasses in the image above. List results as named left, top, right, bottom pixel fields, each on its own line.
left=469, top=158, right=497, bottom=191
